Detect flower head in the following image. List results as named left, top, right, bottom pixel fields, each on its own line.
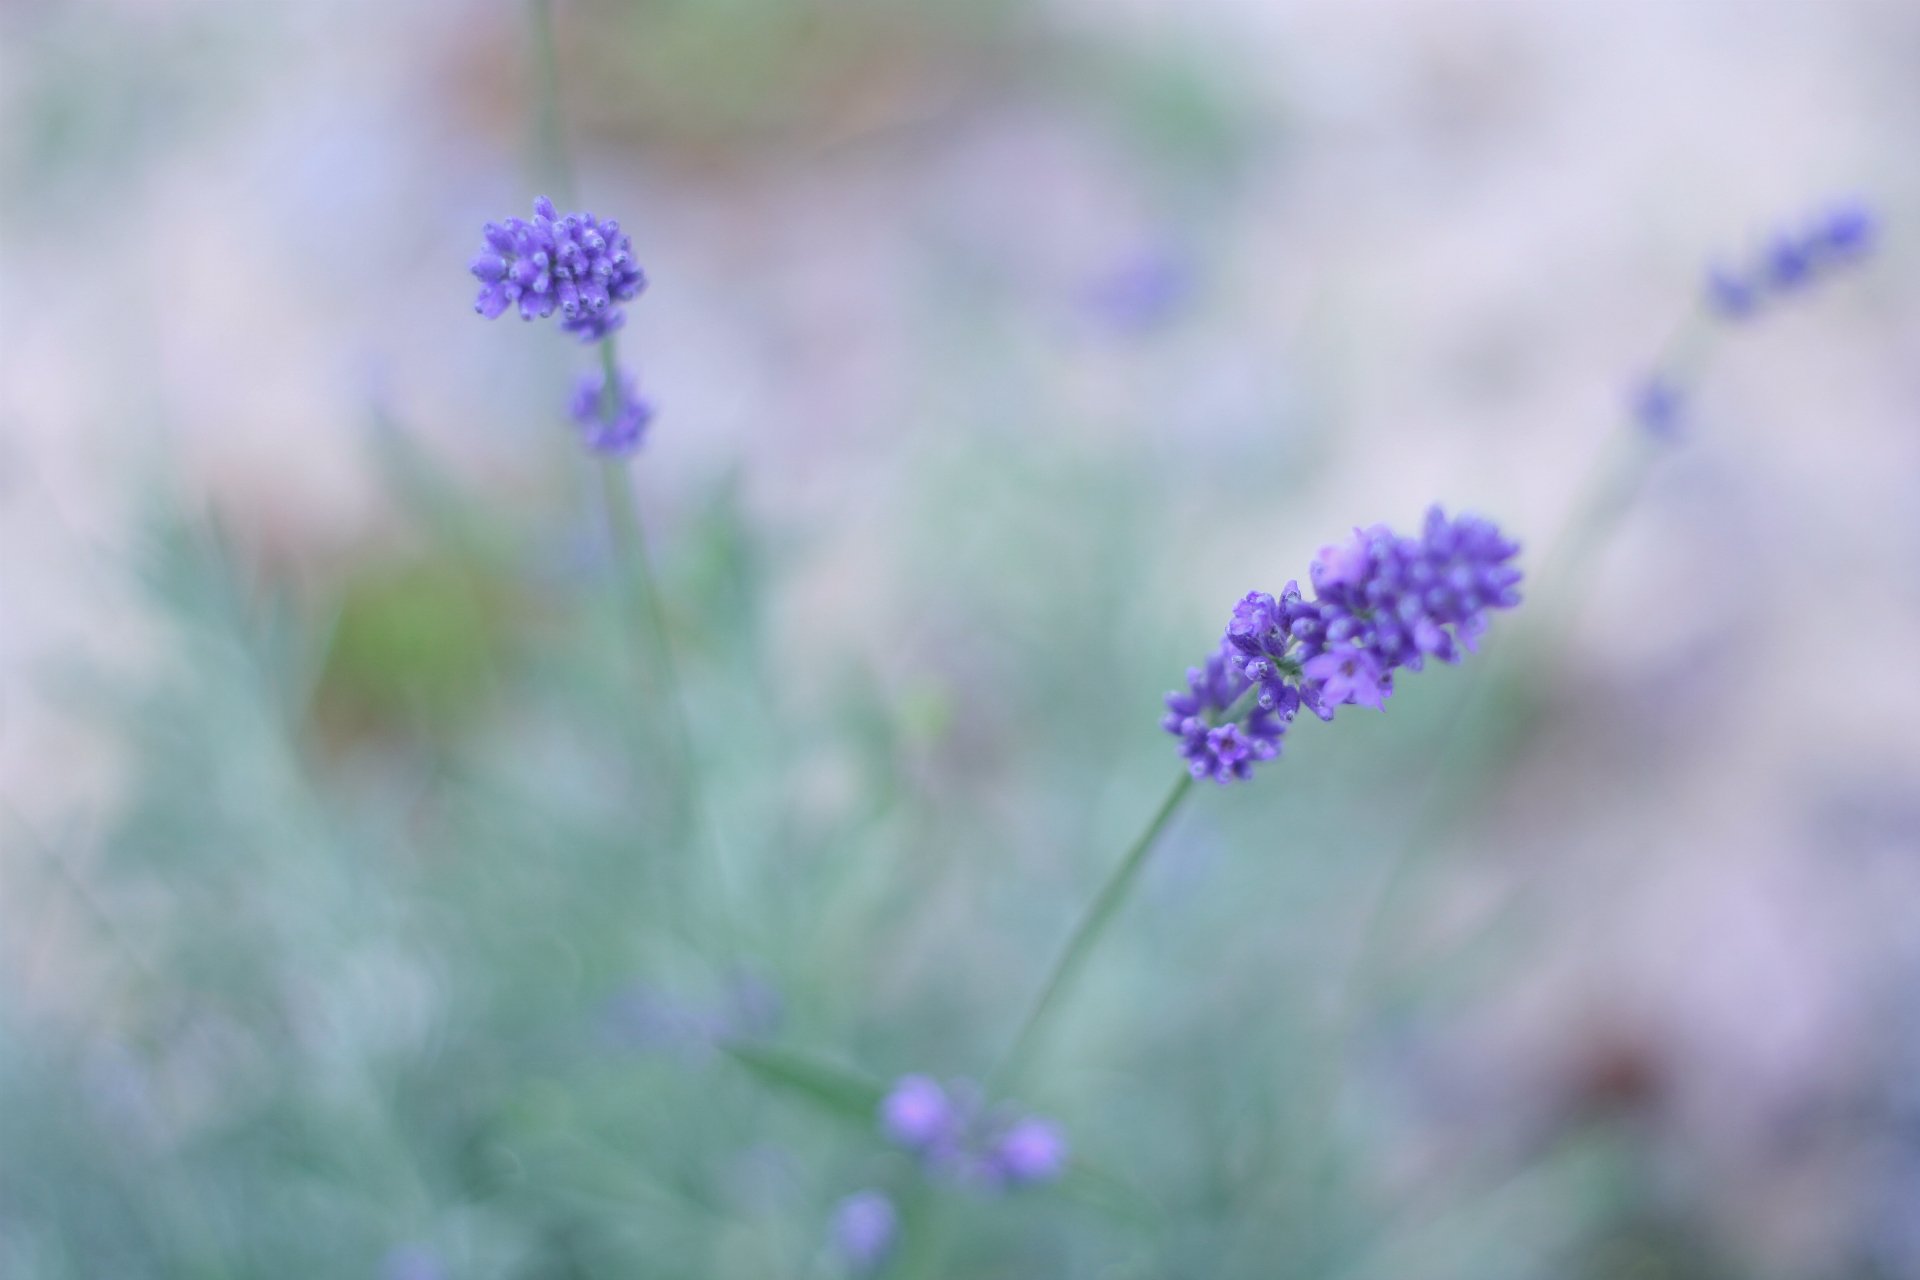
left=830, top=1190, right=898, bottom=1274
left=570, top=368, right=655, bottom=455
left=471, top=196, right=647, bottom=340
left=879, top=1075, right=961, bottom=1151
left=1164, top=506, right=1521, bottom=780
left=1698, top=198, right=1878, bottom=321
left=987, top=1116, right=1069, bottom=1186
left=878, top=1075, right=1067, bottom=1193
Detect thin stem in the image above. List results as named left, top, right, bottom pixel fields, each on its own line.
left=988, top=771, right=1196, bottom=1094
left=596, top=454, right=692, bottom=792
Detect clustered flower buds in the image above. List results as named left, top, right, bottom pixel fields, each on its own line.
left=570, top=369, right=655, bottom=456
left=879, top=1074, right=1069, bottom=1189
left=829, top=1190, right=899, bottom=1275
left=470, top=196, right=657, bottom=455
left=471, top=196, right=647, bottom=340
left=1704, top=200, right=1876, bottom=321
left=1165, top=507, right=1522, bottom=783
left=1633, top=200, right=1879, bottom=440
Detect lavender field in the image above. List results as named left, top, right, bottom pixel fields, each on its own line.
left=4, top=1, right=1919, bottom=1276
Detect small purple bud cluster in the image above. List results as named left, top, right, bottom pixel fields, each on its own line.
left=829, top=1190, right=898, bottom=1274
left=1633, top=200, right=1878, bottom=439
left=1630, top=374, right=1686, bottom=441
left=470, top=196, right=647, bottom=340
left=878, top=1074, right=1069, bottom=1190
left=570, top=369, right=655, bottom=455
left=1164, top=507, right=1522, bottom=784
left=1704, top=200, right=1877, bottom=321
left=1162, top=647, right=1288, bottom=783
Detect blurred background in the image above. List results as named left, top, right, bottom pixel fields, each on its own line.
left=5, top=0, right=1920, bottom=1275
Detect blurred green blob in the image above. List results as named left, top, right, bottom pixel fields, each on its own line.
left=315, top=557, right=514, bottom=739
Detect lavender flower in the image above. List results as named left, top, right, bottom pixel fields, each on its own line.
left=877, top=1075, right=1067, bottom=1191
left=1161, top=645, right=1287, bottom=783
left=1699, top=199, right=1877, bottom=320
left=880, top=1075, right=961, bottom=1151
left=380, top=1246, right=447, bottom=1280
left=1165, top=507, right=1522, bottom=782
left=830, top=1190, right=898, bottom=1273
left=570, top=368, right=655, bottom=455
left=987, top=1116, right=1069, bottom=1186
left=470, top=196, right=647, bottom=340
left=1630, top=374, right=1685, bottom=440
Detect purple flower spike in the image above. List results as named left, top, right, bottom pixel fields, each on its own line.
left=569, top=368, right=655, bottom=455
left=830, top=1190, right=898, bottom=1274
left=1698, top=197, right=1879, bottom=323
left=1164, top=507, right=1522, bottom=781
left=880, top=1075, right=959, bottom=1151
left=879, top=1074, right=1069, bottom=1196
left=988, top=1116, right=1069, bottom=1186
left=470, top=197, right=647, bottom=342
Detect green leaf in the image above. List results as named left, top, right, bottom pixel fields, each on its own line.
left=722, top=1043, right=886, bottom=1125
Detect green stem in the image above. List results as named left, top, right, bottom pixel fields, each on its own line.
left=988, top=771, right=1196, bottom=1094
left=596, top=451, right=694, bottom=796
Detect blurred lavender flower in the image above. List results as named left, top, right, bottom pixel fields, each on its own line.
left=880, top=1074, right=962, bottom=1151
left=878, top=1075, right=1067, bottom=1191
left=380, top=1245, right=447, bottom=1280
left=1166, top=507, right=1522, bottom=782
left=1631, top=374, right=1686, bottom=440
left=1081, top=247, right=1195, bottom=335
left=1704, top=264, right=1759, bottom=320
left=470, top=195, right=647, bottom=339
left=1700, top=199, right=1877, bottom=320
left=570, top=367, right=656, bottom=455
left=986, top=1116, right=1069, bottom=1186
left=830, top=1190, right=898, bottom=1273
left=599, top=973, right=782, bottom=1059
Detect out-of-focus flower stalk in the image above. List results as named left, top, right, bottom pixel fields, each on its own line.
left=522, top=0, right=732, bottom=935
left=988, top=771, right=1197, bottom=1094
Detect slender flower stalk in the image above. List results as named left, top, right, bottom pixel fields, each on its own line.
left=501, top=0, right=742, bottom=950
left=1629, top=197, right=1877, bottom=440
left=990, top=507, right=1521, bottom=1095
left=988, top=771, right=1195, bottom=1092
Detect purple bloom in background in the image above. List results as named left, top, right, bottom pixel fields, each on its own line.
left=987, top=1116, right=1069, bottom=1186
left=880, top=1075, right=961, bottom=1151
left=1705, top=264, right=1759, bottom=320
left=470, top=196, right=647, bottom=341
left=380, top=1246, right=447, bottom=1280
left=570, top=368, right=655, bottom=455
left=1166, top=506, right=1522, bottom=781
left=830, top=1190, right=898, bottom=1273
left=1816, top=201, right=1876, bottom=260
left=1631, top=374, right=1685, bottom=440
left=1698, top=197, right=1878, bottom=320
left=878, top=1075, right=1067, bottom=1194
left=1082, top=247, right=1196, bottom=335
left=1763, top=232, right=1815, bottom=291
